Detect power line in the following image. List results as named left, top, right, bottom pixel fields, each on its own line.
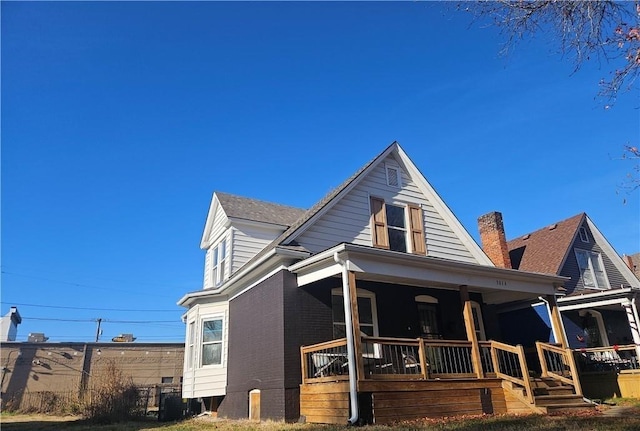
left=2, top=301, right=180, bottom=312
left=23, top=317, right=181, bottom=324
left=0, top=265, right=191, bottom=290
left=1, top=271, right=179, bottom=298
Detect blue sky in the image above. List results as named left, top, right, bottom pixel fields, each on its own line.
left=2, top=1, right=638, bottom=343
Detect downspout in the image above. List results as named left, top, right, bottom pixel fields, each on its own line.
left=630, top=297, right=640, bottom=361
left=334, top=252, right=359, bottom=425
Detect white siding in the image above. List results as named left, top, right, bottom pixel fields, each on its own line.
left=182, top=301, right=229, bottom=399
left=230, top=225, right=285, bottom=273
left=294, top=155, right=478, bottom=263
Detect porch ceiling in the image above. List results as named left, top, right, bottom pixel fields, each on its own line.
left=289, top=243, right=567, bottom=305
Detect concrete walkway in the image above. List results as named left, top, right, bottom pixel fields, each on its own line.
left=600, top=405, right=640, bottom=417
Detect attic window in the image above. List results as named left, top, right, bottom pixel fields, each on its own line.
left=579, top=226, right=589, bottom=243
left=548, top=224, right=557, bottom=230
left=385, top=163, right=402, bottom=188
left=522, top=234, right=530, bottom=240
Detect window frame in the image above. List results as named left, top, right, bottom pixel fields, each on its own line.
left=574, top=248, right=610, bottom=289
left=369, top=196, right=426, bottom=255
left=200, top=315, right=225, bottom=368
left=331, top=288, right=379, bottom=339
left=578, top=227, right=589, bottom=243
left=187, top=320, right=196, bottom=370
left=415, top=295, right=440, bottom=339
left=210, top=238, right=228, bottom=287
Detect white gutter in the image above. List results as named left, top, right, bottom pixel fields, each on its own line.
left=334, top=252, right=359, bottom=425
left=178, top=246, right=310, bottom=307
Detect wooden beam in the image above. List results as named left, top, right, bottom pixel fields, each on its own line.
left=348, top=270, right=365, bottom=381
left=546, top=295, right=568, bottom=348
left=460, top=286, right=484, bottom=379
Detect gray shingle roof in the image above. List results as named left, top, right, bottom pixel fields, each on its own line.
left=216, top=192, right=307, bottom=227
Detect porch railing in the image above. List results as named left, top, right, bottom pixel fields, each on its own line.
left=300, top=338, right=349, bottom=384
left=536, top=342, right=582, bottom=397
left=361, top=337, right=424, bottom=379
left=490, top=340, right=534, bottom=403
left=572, top=344, right=639, bottom=373
left=301, top=337, right=517, bottom=384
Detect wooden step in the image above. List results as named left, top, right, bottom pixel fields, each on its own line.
left=533, top=385, right=575, bottom=396
left=534, top=394, right=585, bottom=406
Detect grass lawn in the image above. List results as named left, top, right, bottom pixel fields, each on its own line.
left=2, top=406, right=640, bottom=431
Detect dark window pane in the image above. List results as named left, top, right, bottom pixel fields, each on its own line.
left=333, top=323, right=346, bottom=339
left=357, top=297, right=373, bottom=324
left=388, top=229, right=407, bottom=252
left=386, top=205, right=406, bottom=228
left=332, top=295, right=345, bottom=323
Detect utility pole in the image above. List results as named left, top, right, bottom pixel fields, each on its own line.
left=95, top=318, right=102, bottom=342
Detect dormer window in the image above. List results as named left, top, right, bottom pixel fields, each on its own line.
left=575, top=249, right=609, bottom=289
left=370, top=197, right=426, bottom=255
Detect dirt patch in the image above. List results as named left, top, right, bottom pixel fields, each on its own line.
left=1, top=414, right=82, bottom=423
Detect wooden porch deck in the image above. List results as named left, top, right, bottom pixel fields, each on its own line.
left=300, top=337, right=592, bottom=424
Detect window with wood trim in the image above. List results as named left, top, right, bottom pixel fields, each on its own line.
left=370, top=197, right=426, bottom=254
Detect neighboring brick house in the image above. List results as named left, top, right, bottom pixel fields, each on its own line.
left=479, top=212, right=640, bottom=360
left=179, top=142, right=584, bottom=423
left=0, top=341, right=184, bottom=412
left=623, top=253, right=640, bottom=280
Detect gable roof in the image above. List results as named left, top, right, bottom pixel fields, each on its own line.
left=216, top=192, right=306, bottom=226
left=225, top=141, right=493, bottom=271
left=507, top=213, right=585, bottom=274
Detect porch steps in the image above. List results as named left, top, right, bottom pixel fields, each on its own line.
left=503, top=378, right=595, bottom=415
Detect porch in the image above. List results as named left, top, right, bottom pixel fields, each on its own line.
left=300, top=337, right=587, bottom=424
left=290, top=244, right=592, bottom=424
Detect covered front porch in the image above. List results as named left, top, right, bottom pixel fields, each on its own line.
left=558, top=287, right=640, bottom=400
left=290, top=244, right=589, bottom=424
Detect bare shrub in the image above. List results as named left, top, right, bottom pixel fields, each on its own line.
left=83, top=359, right=143, bottom=423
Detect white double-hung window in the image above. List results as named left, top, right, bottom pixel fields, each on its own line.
left=211, top=239, right=227, bottom=287
left=575, top=249, right=609, bottom=289
left=201, top=317, right=224, bottom=366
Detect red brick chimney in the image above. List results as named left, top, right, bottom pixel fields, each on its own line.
left=478, top=211, right=512, bottom=269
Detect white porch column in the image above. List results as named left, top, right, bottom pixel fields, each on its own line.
left=622, top=298, right=640, bottom=361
